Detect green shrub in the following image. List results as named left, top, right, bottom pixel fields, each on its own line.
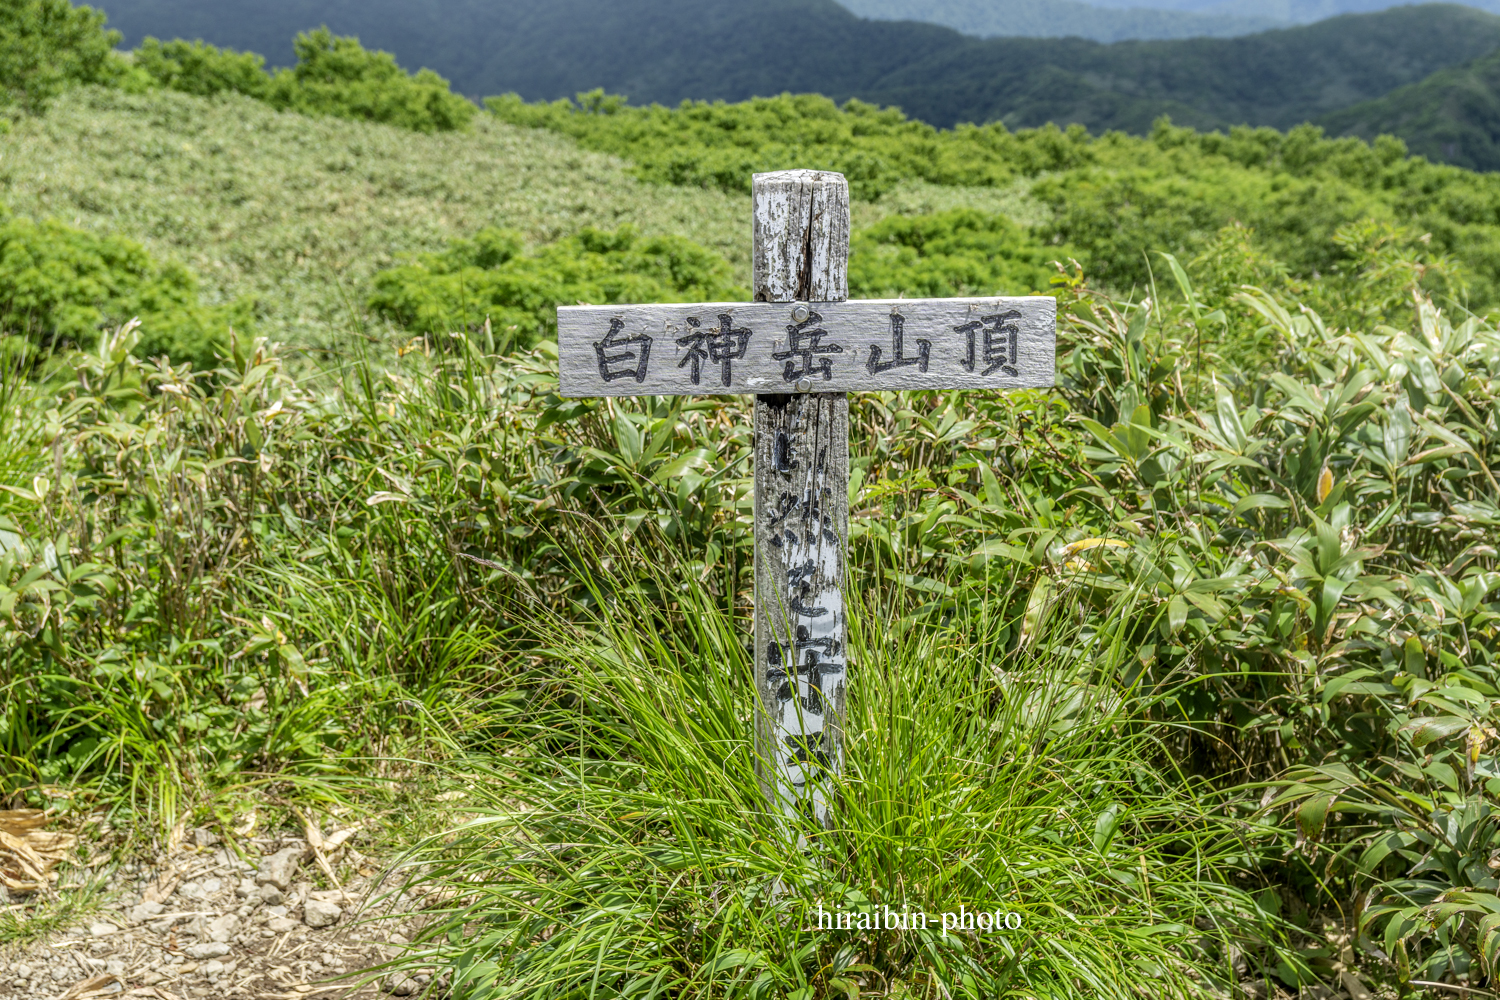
left=0, top=211, right=245, bottom=368
left=129, top=28, right=475, bottom=133
left=494, top=93, right=1500, bottom=310
left=849, top=208, right=1064, bottom=298
left=485, top=91, right=1084, bottom=200
left=268, top=27, right=475, bottom=133
left=0, top=0, right=118, bottom=115
left=132, top=37, right=272, bottom=100
left=368, top=225, right=745, bottom=348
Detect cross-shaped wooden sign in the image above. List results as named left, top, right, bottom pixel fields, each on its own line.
left=558, top=170, right=1056, bottom=826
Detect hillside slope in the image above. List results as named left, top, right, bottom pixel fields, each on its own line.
left=0, top=85, right=748, bottom=351
left=95, top=0, right=1500, bottom=134
left=1320, top=48, right=1500, bottom=171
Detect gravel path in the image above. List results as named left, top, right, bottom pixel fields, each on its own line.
left=2, top=830, right=444, bottom=1000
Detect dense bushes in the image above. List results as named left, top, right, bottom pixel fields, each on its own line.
left=0, top=0, right=475, bottom=134
left=131, top=28, right=476, bottom=133
left=0, top=210, right=244, bottom=367
left=849, top=208, right=1062, bottom=297
left=486, top=91, right=1089, bottom=200
left=494, top=93, right=1500, bottom=310
left=0, top=0, right=118, bottom=116
left=131, top=37, right=271, bottom=100
left=368, top=225, right=745, bottom=347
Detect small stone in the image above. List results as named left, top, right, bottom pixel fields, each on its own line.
left=208, top=914, right=241, bottom=943
left=90, top=921, right=120, bottom=936
left=386, top=975, right=418, bottom=996
left=257, top=883, right=284, bottom=905
left=255, top=847, right=304, bottom=891
left=235, top=878, right=257, bottom=899
left=202, top=877, right=223, bottom=894
left=129, top=900, right=166, bottom=923
left=184, top=942, right=230, bottom=960
left=267, top=916, right=299, bottom=933
left=193, top=827, right=220, bottom=848
left=141, top=972, right=164, bottom=986
left=177, top=881, right=205, bottom=900
left=105, top=960, right=125, bottom=976
left=303, top=899, right=342, bottom=928
left=176, top=962, right=199, bottom=975
left=14, top=965, right=30, bottom=979
left=264, top=904, right=289, bottom=919
left=52, top=968, right=71, bottom=981
left=203, top=960, right=225, bottom=976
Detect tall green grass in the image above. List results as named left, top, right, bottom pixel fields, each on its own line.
left=386, top=533, right=1269, bottom=998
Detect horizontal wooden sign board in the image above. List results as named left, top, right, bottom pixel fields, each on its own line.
left=557, top=297, right=1056, bottom=397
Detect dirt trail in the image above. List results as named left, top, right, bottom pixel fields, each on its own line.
left=2, top=830, right=443, bottom=1000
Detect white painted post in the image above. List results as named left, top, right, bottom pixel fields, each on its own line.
left=751, top=170, right=851, bottom=826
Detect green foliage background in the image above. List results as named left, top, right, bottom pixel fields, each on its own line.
left=133, top=28, right=476, bottom=133
left=0, top=208, right=247, bottom=367
left=369, top=225, right=745, bottom=348
left=0, top=0, right=118, bottom=116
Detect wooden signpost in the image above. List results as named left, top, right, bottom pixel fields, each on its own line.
left=558, top=170, right=1056, bottom=826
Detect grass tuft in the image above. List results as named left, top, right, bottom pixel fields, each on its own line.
left=390, top=537, right=1262, bottom=998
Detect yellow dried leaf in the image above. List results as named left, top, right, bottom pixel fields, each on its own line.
left=1059, top=537, right=1130, bottom=558
left=0, top=811, right=74, bottom=891
left=1317, top=465, right=1334, bottom=503
left=0, top=809, right=49, bottom=834
left=58, top=975, right=124, bottom=1000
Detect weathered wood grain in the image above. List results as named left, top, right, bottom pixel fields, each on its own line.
left=754, top=391, right=848, bottom=823
left=752, top=169, right=848, bottom=304
left=752, top=170, right=849, bottom=826
left=556, top=297, right=1057, bottom=397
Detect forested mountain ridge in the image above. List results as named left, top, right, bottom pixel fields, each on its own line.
left=840, top=0, right=1500, bottom=39
left=859, top=4, right=1500, bottom=131
left=93, top=0, right=1500, bottom=144
left=835, top=0, right=1282, bottom=42
left=1319, top=47, right=1500, bottom=171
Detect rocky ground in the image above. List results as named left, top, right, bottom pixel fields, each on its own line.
left=1, top=828, right=444, bottom=1000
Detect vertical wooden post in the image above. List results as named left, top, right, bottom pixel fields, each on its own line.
left=751, top=170, right=851, bottom=826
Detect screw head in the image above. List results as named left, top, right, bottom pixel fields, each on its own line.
left=796, top=378, right=812, bottom=393
left=791, top=304, right=810, bottom=323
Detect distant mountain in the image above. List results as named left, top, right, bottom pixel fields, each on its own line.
left=1075, top=0, right=1500, bottom=19
left=93, top=0, right=1500, bottom=141
left=837, top=0, right=1280, bottom=41
left=1319, top=47, right=1500, bottom=171
left=862, top=5, right=1500, bottom=131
